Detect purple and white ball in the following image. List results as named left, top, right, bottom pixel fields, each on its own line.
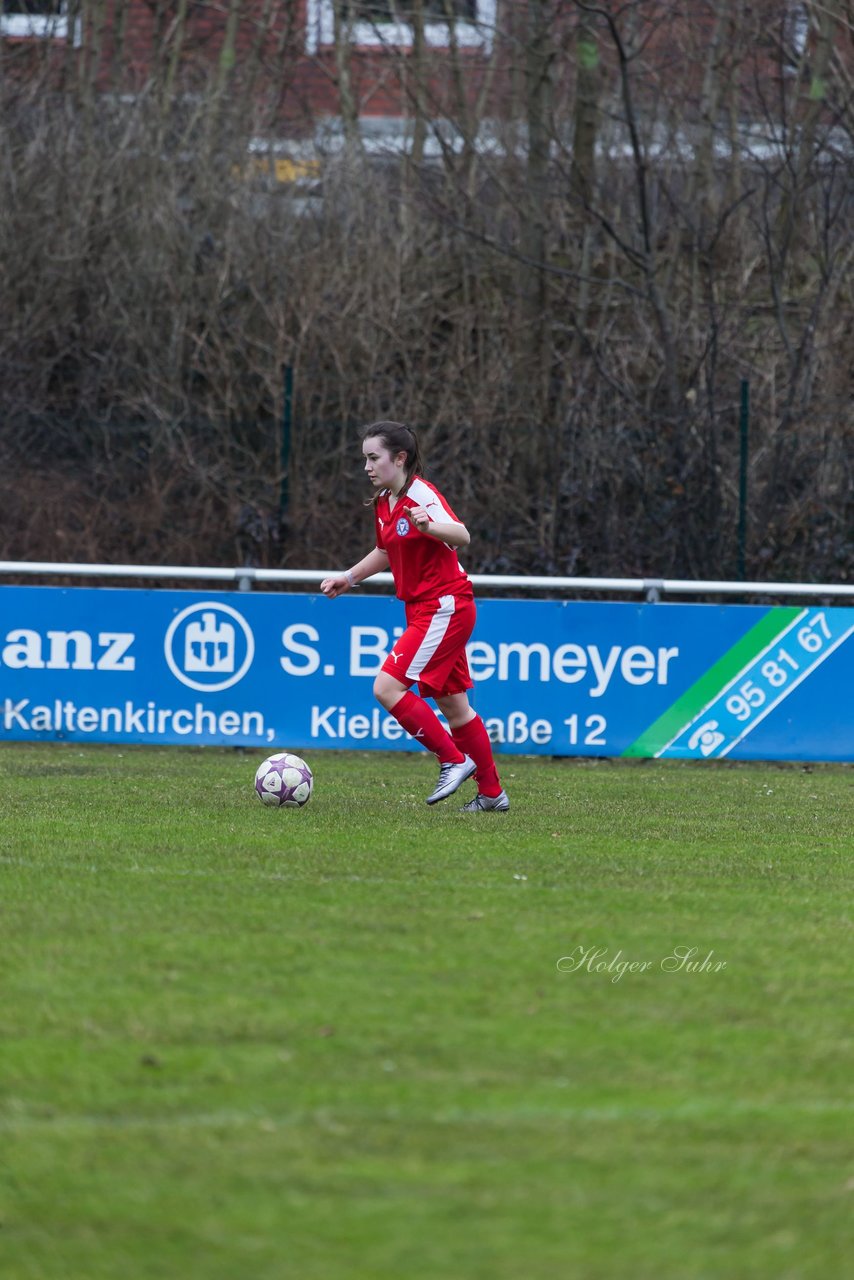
left=255, top=752, right=314, bottom=808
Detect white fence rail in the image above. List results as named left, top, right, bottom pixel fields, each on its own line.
left=0, top=561, right=851, bottom=601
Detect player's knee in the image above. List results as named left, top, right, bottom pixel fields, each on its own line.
left=436, top=695, right=473, bottom=729
left=372, top=673, right=388, bottom=704
left=373, top=672, right=402, bottom=707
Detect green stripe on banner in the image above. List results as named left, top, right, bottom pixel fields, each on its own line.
left=623, top=607, right=802, bottom=758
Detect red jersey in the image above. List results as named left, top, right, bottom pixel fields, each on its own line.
left=374, top=476, right=472, bottom=604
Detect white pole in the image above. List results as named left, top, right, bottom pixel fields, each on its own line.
left=0, top=561, right=852, bottom=598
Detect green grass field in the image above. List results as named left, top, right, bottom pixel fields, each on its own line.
left=1, top=743, right=851, bottom=1279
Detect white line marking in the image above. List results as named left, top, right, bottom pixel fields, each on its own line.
left=0, top=1096, right=850, bottom=1134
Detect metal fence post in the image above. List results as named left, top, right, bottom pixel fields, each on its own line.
left=280, top=364, right=293, bottom=520
left=738, top=379, right=749, bottom=581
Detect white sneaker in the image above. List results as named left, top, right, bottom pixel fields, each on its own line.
left=426, top=755, right=476, bottom=805
left=460, top=789, right=510, bottom=812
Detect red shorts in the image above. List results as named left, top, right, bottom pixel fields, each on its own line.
left=381, top=593, right=475, bottom=699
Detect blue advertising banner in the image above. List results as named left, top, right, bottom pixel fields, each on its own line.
left=0, top=587, right=851, bottom=760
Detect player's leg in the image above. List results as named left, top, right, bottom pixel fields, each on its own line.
left=434, top=691, right=509, bottom=811
left=373, top=671, right=457, bottom=760
left=374, top=671, right=475, bottom=803
left=373, top=670, right=465, bottom=762
left=377, top=597, right=482, bottom=803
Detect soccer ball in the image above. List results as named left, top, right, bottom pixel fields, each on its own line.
left=254, top=752, right=314, bottom=808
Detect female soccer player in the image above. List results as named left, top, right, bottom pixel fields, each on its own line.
left=320, top=421, right=509, bottom=811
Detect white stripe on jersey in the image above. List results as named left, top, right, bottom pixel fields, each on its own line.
left=406, top=478, right=462, bottom=525
left=406, top=594, right=456, bottom=680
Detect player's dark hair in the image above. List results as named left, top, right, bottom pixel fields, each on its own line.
left=361, top=421, right=424, bottom=506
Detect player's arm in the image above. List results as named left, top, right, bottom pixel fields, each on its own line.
left=408, top=506, right=471, bottom=548
left=320, top=547, right=389, bottom=599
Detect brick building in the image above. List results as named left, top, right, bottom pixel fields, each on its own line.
left=0, top=1, right=845, bottom=139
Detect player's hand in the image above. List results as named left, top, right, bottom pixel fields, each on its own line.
left=320, top=575, right=349, bottom=599
left=409, top=504, right=431, bottom=533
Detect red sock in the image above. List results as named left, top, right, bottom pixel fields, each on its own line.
left=390, top=691, right=465, bottom=763
left=452, top=715, right=502, bottom=797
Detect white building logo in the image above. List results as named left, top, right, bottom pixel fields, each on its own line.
left=164, top=602, right=255, bottom=692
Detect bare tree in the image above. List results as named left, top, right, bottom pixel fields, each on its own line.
left=0, top=0, right=850, bottom=580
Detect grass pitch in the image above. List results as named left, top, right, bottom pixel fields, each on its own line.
left=1, top=744, right=851, bottom=1279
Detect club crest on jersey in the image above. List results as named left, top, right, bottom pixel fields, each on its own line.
left=396, top=515, right=411, bottom=537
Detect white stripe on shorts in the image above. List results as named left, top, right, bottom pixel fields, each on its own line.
left=405, top=595, right=456, bottom=681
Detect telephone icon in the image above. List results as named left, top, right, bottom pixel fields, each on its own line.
left=687, top=720, right=725, bottom=756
